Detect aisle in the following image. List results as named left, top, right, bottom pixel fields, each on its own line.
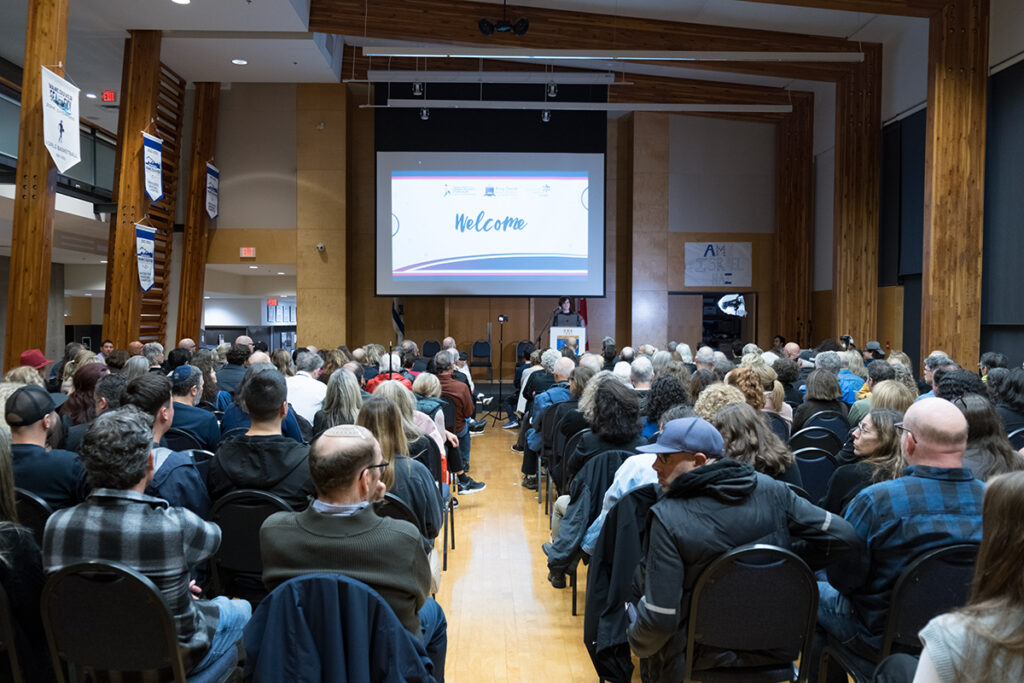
left=434, top=424, right=604, bottom=682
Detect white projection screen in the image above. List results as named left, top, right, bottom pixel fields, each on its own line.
left=376, top=152, right=605, bottom=296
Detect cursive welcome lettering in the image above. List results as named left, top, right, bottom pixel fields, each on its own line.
left=455, top=211, right=527, bottom=233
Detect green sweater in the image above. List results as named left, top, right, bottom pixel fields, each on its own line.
left=260, top=505, right=431, bottom=634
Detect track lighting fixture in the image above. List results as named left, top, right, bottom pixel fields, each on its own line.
left=419, top=107, right=430, bottom=121
left=479, top=0, right=529, bottom=36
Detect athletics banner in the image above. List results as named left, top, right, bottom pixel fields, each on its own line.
left=136, top=224, right=156, bottom=292
left=142, top=132, right=163, bottom=201
left=41, top=66, right=81, bottom=173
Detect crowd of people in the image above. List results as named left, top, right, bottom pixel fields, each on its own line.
left=4, top=331, right=1024, bottom=681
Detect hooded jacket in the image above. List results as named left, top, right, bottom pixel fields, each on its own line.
left=627, top=459, right=858, bottom=682
left=210, top=435, right=314, bottom=510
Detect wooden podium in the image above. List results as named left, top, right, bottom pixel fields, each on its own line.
left=550, top=327, right=586, bottom=355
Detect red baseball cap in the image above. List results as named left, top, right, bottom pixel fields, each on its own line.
left=19, top=349, right=53, bottom=370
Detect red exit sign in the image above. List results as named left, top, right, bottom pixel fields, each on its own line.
left=240, top=247, right=255, bottom=258
left=101, top=90, right=116, bottom=102
left=267, top=298, right=278, bottom=306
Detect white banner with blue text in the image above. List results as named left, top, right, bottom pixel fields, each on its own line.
left=142, top=132, right=163, bottom=201
left=41, top=66, right=81, bottom=173
left=136, top=224, right=156, bottom=292
left=206, top=163, right=219, bottom=219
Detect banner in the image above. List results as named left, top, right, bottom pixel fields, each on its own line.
left=40, top=66, right=81, bottom=173
left=206, top=163, right=219, bottom=219
left=142, top=132, right=163, bottom=201
left=684, top=242, right=752, bottom=287
left=136, top=224, right=156, bottom=292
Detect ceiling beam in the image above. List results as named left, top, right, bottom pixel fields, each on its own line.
left=737, top=0, right=946, bottom=19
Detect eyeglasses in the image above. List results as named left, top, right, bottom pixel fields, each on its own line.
left=655, top=451, right=697, bottom=464
left=363, top=462, right=390, bottom=475
left=894, top=422, right=916, bottom=442
left=853, top=421, right=873, bottom=435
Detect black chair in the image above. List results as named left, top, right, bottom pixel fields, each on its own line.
left=764, top=411, right=791, bottom=442
left=422, top=340, right=441, bottom=358
left=187, top=449, right=215, bottom=485
left=789, top=426, right=844, bottom=457
left=208, top=489, right=291, bottom=604
left=1008, top=427, right=1024, bottom=450
left=374, top=492, right=425, bottom=538
left=819, top=543, right=978, bottom=683
left=438, top=396, right=456, bottom=432
left=0, top=583, right=23, bottom=683
left=14, top=487, right=52, bottom=546
left=218, top=427, right=248, bottom=445
left=804, top=410, right=851, bottom=442
left=792, top=447, right=839, bottom=503
left=516, top=340, right=533, bottom=361
left=41, top=561, right=238, bottom=683
left=164, top=427, right=204, bottom=452
left=786, top=482, right=814, bottom=502
left=684, top=544, right=818, bottom=683
left=470, top=340, right=493, bottom=381
left=559, top=428, right=589, bottom=494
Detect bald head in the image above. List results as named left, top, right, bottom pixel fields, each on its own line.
left=553, top=356, right=575, bottom=381
left=309, top=425, right=384, bottom=499
left=177, top=338, right=196, bottom=353
left=248, top=350, right=271, bottom=366
left=128, top=341, right=144, bottom=356
left=235, top=335, right=254, bottom=351
left=783, top=342, right=801, bottom=360
left=901, top=397, right=968, bottom=468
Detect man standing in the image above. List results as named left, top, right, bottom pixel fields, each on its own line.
left=43, top=408, right=251, bottom=677
left=260, top=425, right=447, bottom=679
left=286, top=350, right=327, bottom=423
left=626, top=417, right=856, bottom=681
left=216, top=343, right=251, bottom=396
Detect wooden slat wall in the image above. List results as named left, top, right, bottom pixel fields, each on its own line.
left=175, top=82, right=220, bottom=343
left=4, top=0, right=68, bottom=371
left=921, top=0, right=990, bottom=368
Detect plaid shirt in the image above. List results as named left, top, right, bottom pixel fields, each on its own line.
left=43, top=488, right=222, bottom=670
left=826, top=465, right=984, bottom=648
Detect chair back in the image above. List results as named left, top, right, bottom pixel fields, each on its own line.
left=164, top=427, right=204, bottom=452
left=374, top=492, right=424, bottom=537
left=471, top=341, right=491, bottom=364
left=209, top=489, right=291, bottom=602
left=560, top=428, right=589, bottom=491
left=188, top=449, right=216, bottom=485
left=0, top=582, right=23, bottom=683
left=422, top=340, right=441, bottom=358
left=41, top=561, right=188, bottom=682
left=539, top=404, right=563, bottom=462
left=14, top=487, right=52, bottom=546
left=882, top=543, right=978, bottom=657
left=789, top=426, right=844, bottom=456
left=786, top=483, right=813, bottom=502
left=684, top=544, right=817, bottom=683
left=438, top=396, right=456, bottom=431
left=219, top=427, right=249, bottom=445
left=1008, top=427, right=1024, bottom=450
left=764, top=411, right=791, bottom=441
left=792, top=447, right=839, bottom=502
left=804, top=410, right=851, bottom=441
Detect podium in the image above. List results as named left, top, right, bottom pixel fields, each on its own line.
left=550, top=327, right=586, bottom=355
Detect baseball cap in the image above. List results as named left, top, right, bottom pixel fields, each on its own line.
left=5, top=385, right=57, bottom=428
left=865, top=341, right=883, bottom=353
left=637, top=417, right=724, bottom=458
left=19, top=349, right=52, bottom=370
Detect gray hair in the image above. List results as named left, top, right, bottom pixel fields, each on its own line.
left=296, top=351, right=324, bottom=374
left=676, top=343, right=693, bottom=364
left=579, top=353, right=603, bottom=373
left=122, top=355, right=150, bottom=380
left=816, top=350, right=842, bottom=376
left=540, top=349, right=561, bottom=373
left=924, top=354, right=954, bottom=371
left=379, top=352, right=402, bottom=374
left=553, top=356, right=575, bottom=379
left=742, top=343, right=762, bottom=357
left=433, top=350, right=453, bottom=374
left=695, top=346, right=714, bottom=365
left=613, top=361, right=632, bottom=384
left=579, top=371, right=615, bottom=421
left=320, top=369, right=363, bottom=428
left=170, top=365, right=203, bottom=397
left=631, top=356, right=654, bottom=384
left=80, top=407, right=154, bottom=489
left=142, top=342, right=164, bottom=365
left=651, top=350, right=672, bottom=376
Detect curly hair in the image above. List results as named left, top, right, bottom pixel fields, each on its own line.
left=711, top=402, right=794, bottom=477
left=726, top=366, right=764, bottom=412
left=694, top=383, right=746, bottom=421
left=689, top=369, right=718, bottom=402
left=3, top=366, right=44, bottom=387
left=79, top=407, right=155, bottom=489
left=583, top=373, right=641, bottom=444
left=645, top=375, right=690, bottom=422
left=936, top=369, right=987, bottom=402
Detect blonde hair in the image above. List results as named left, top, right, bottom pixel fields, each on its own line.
left=3, top=366, right=44, bottom=387
left=694, top=384, right=745, bottom=421
left=846, top=350, right=867, bottom=379
left=356, top=395, right=405, bottom=489
left=412, top=372, right=441, bottom=398
left=886, top=350, right=913, bottom=373
left=870, top=380, right=916, bottom=414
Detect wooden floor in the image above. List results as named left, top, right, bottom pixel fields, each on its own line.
left=434, top=423, right=625, bottom=682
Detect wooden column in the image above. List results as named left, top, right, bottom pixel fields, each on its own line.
left=921, top=0, right=989, bottom=367
left=614, top=114, right=634, bottom=349
left=102, top=30, right=162, bottom=348
left=773, top=92, right=815, bottom=348
left=832, top=45, right=882, bottom=346
left=175, top=82, right=220, bottom=343
left=4, top=0, right=68, bottom=371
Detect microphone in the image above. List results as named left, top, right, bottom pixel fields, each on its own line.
left=553, top=306, right=561, bottom=313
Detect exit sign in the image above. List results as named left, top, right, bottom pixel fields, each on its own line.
left=101, top=90, right=116, bottom=103
left=240, top=247, right=255, bottom=258
left=267, top=298, right=277, bottom=306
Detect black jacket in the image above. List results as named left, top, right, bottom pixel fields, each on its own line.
left=210, top=434, right=314, bottom=510
left=626, top=459, right=858, bottom=682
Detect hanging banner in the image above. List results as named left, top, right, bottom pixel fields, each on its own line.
left=136, top=224, right=156, bottom=292
left=684, top=242, right=752, bottom=287
left=40, top=66, right=81, bottom=173
left=206, top=163, right=219, bottom=219
left=142, top=132, right=163, bottom=201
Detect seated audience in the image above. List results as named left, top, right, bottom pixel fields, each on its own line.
left=847, top=359, right=896, bottom=427
left=626, top=417, right=857, bottom=681
left=64, top=372, right=128, bottom=452
left=285, top=349, right=327, bottom=424
left=210, top=369, right=314, bottom=510
left=259, top=425, right=447, bottom=679
left=522, top=356, right=575, bottom=485
left=993, top=367, right=1024, bottom=434
left=564, top=371, right=645, bottom=486
left=366, top=352, right=413, bottom=394
left=192, top=354, right=232, bottom=412
left=43, top=408, right=251, bottom=677
left=216, top=343, right=250, bottom=396
left=753, top=361, right=793, bottom=427
left=640, top=375, right=690, bottom=439
left=774, top=357, right=804, bottom=407
left=168, top=365, right=220, bottom=452
left=121, top=374, right=210, bottom=518
left=59, top=362, right=109, bottom=427
left=813, top=398, right=985, bottom=673
left=934, top=368, right=987, bottom=402
left=819, top=409, right=904, bottom=515
left=220, top=363, right=305, bottom=443
left=710, top=402, right=802, bottom=486
left=693, top=382, right=746, bottom=421
left=8, top=385, right=88, bottom=509
left=793, top=369, right=849, bottom=432
left=688, top=368, right=718, bottom=402
left=917, top=354, right=958, bottom=401
left=122, top=355, right=150, bottom=380
left=630, top=356, right=654, bottom=410
left=313, top=367, right=363, bottom=434
left=977, top=351, right=1008, bottom=381
left=436, top=351, right=475, bottom=472
left=953, top=393, right=1024, bottom=481
left=270, top=348, right=294, bottom=377
left=142, top=342, right=164, bottom=373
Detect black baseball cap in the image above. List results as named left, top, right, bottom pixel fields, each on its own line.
left=5, top=385, right=57, bottom=428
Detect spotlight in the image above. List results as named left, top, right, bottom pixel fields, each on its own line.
left=478, top=1, right=529, bottom=36
left=546, top=82, right=557, bottom=98
left=541, top=110, right=551, bottom=123
left=412, top=81, right=423, bottom=96
left=419, top=107, right=430, bottom=121
left=478, top=18, right=495, bottom=35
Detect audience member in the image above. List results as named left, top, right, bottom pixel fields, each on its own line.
left=953, top=393, right=1024, bottom=482
left=43, top=408, right=251, bottom=677
left=216, top=343, right=251, bottom=396
left=774, top=357, right=803, bottom=407
left=847, top=360, right=896, bottom=426
left=165, top=347, right=192, bottom=373
left=918, top=354, right=957, bottom=401
left=127, top=340, right=144, bottom=356
left=142, top=342, right=164, bottom=373
left=630, top=356, right=654, bottom=407
left=693, top=382, right=745, bottom=421
left=819, top=409, right=904, bottom=515
left=122, top=354, right=150, bottom=380
left=313, top=368, right=363, bottom=434
left=192, top=355, right=231, bottom=412
left=993, top=368, right=1024, bottom=434
left=177, top=338, right=197, bottom=354
left=641, top=375, right=690, bottom=439
left=58, top=362, right=109, bottom=427
left=64, top=372, right=128, bottom=453
left=220, top=363, right=304, bottom=443
left=521, top=357, right=574, bottom=488
left=168, top=365, right=220, bottom=452
left=870, top=379, right=916, bottom=415
left=435, top=351, right=475, bottom=472
left=285, top=349, right=327, bottom=423
left=104, top=348, right=129, bottom=372
left=934, top=368, right=987, bottom=402
left=977, top=351, right=1008, bottom=381
left=270, top=348, right=294, bottom=377
left=564, top=372, right=644, bottom=486
left=47, top=342, right=81, bottom=392
left=366, top=352, right=413, bottom=393
left=710, top=402, right=802, bottom=486
left=793, top=369, right=849, bottom=432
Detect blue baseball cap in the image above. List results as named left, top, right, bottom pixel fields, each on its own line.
left=637, top=417, right=724, bottom=458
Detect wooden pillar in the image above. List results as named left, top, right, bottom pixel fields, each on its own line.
left=296, top=84, right=347, bottom=348
left=175, top=82, right=220, bottom=343
left=614, top=114, right=634, bottom=348
left=921, top=0, right=989, bottom=367
left=773, top=92, right=814, bottom=348
left=102, top=30, right=162, bottom=348
left=4, top=0, right=68, bottom=371
left=832, top=45, right=882, bottom=346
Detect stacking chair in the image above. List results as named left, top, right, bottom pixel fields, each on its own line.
left=1008, top=427, right=1024, bottom=450
left=789, top=426, right=844, bottom=457
left=186, top=449, right=215, bottom=486
left=470, top=340, right=493, bottom=381
left=764, top=411, right=791, bottom=442
left=164, top=427, right=204, bottom=452
left=41, top=561, right=238, bottom=682
left=683, top=544, right=818, bottom=683
left=208, top=489, right=291, bottom=605
left=0, top=583, right=23, bottom=683
left=792, top=447, right=839, bottom=503
left=374, top=492, right=425, bottom=538
left=422, top=340, right=441, bottom=358
left=14, top=487, right=52, bottom=546
left=804, top=410, right=851, bottom=442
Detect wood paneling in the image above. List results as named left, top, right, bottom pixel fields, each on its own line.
left=832, top=43, right=882, bottom=347
left=206, top=229, right=297, bottom=263
left=773, top=92, right=814, bottom=347
left=811, top=289, right=835, bottom=345
left=739, top=0, right=945, bottom=18
left=65, top=297, right=92, bottom=326
left=4, top=0, right=68, bottom=371
left=102, top=31, right=162, bottom=348
left=668, top=295, right=704, bottom=350
left=921, top=0, right=990, bottom=368
left=877, top=286, right=904, bottom=353
left=615, top=115, right=634, bottom=348
left=176, top=82, right=220, bottom=344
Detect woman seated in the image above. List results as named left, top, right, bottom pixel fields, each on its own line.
left=313, top=368, right=363, bottom=435
left=564, top=371, right=646, bottom=487
left=640, top=375, right=690, bottom=439
left=954, top=393, right=1024, bottom=482
left=710, top=402, right=803, bottom=487
left=819, top=409, right=903, bottom=514
left=792, top=369, right=849, bottom=432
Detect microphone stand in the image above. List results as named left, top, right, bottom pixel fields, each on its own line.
left=537, top=307, right=559, bottom=348
left=488, top=317, right=506, bottom=426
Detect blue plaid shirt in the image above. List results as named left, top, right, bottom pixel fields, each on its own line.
left=826, top=465, right=984, bottom=648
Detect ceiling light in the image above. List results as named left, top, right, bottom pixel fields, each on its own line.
left=362, top=46, right=864, bottom=63
left=172, top=0, right=190, bottom=4
left=85, top=93, right=97, bottom=99
left=277, top=272, right=285, bottom=275
left=355, top=70, right=617, bottom=85
left=377, top=99, right=793, bottom=114
left=84, top=293, right=92, bottom=297
left=546, top=82, right=558, bottom=98
left=248, top=265, right=258, bottom=269
left=204, top=296, right=210, bottom=300
left=412, top=82, right=423, bottom=96
left=100, top=259, right=107, bottom=264
left=232, top=59, right=248, bottom=66
left=419, top=108, right=430, bottom=121
left=541, top=110, right=551, bottom=122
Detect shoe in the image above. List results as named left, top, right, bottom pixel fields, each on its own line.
left=458, top=474, right=486, bottom=494
left=541, top=541, right=554, bottom=557
left=451, top=497, right=459, bottom=509
left=522, top=474, right=538, bottom=490
left=477, top=395, right=494, bottom=406
left=548, top=571, right=566, bottom=589
left=470, top=428, right=484, bottom=437
left=502, top=420, right=520, bottom=430
left=511, top=443, right=524, bottom=453
left=468, top=419, right=485, bottom=433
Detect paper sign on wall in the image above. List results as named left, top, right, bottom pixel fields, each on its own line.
left=684, top=242, right=752, bottom=287
left=206, top=163, right=219, bottom=219
left=142, top=132, right=163, bottom=201
left=41, top=66, right=81, bottom=173
left=136, top=224, right=156, bottom=292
